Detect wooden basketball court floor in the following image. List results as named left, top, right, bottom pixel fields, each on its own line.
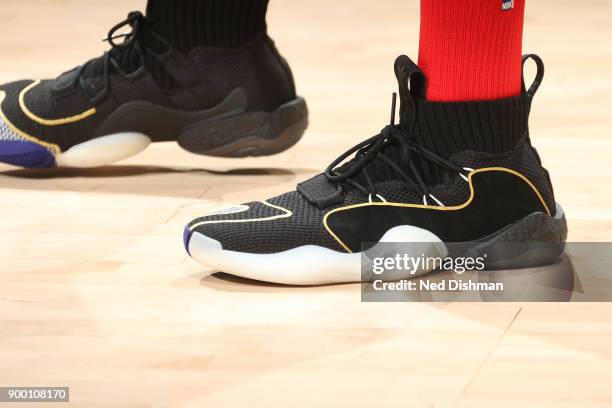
left=1, top=1, right=611, bottom=407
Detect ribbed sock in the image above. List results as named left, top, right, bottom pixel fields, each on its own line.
left=146, top=0, right=270, bottom=52
left=418, top=0, right=525, bottom=102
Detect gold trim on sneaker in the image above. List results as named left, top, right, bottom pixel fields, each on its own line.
left=322, top=167, right=551, bottom=253
left=19, top=80, right=96, bottom=126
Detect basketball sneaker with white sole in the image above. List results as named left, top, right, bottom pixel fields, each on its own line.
left=184, top=54, right=567, bottom=285
left=0, top=11, right=307, bottom=168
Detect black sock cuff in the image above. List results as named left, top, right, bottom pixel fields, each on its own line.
left=147, top=0, right=270, bottom=51
left=414, top=95, right=530, bottom=157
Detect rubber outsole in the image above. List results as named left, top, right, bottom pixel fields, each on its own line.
left=185, top=204, right=568, bottom=286
left=460, top=203, right=568, bottom=270
left=186, top=224, right=447, bottom=286
left=0, top=96, right=308, bottom=168
left=178, top=97, right=308, bottom=157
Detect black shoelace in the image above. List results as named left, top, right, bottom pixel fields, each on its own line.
left=71, top=11, right=166, bottom=96
left=324, top=94, right=472, bottom=206
left=103, top=11, right=151, bottom=47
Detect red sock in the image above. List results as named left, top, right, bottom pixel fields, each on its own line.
left=418, top=0, right=525, bottom=102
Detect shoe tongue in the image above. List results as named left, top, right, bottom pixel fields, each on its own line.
left=348, top=55, right=446, bottom=186
left=145, top=1, right=177, bottom=48
left=394, top=55, right=426, bottom=129
left=145, top=0, right=163, bottom=21
left=326, top=56, right=443, bottom=196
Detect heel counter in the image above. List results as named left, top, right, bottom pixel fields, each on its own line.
left=188, top=35, right=298, bottom=112
left=524, top=143, right=557, bottom=216
left=249, top=35, right=297, bottom=110
left=540, top=163, right=557, bottom=216
left=265, top=36, right=297, bottom=98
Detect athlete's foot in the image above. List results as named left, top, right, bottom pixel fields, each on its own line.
left=0, top=12, right=307, bottom=168
left=184, top=54, right=567, bottom=286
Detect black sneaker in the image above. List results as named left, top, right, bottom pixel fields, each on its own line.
left=0, top=11, right=307, bottom=168
left=183, top=54, right=567, bottom=285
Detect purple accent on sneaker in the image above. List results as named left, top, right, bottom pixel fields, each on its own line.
left=0, top=140, right=56, bottom=168
left=183, top=226, right=193, bottom=255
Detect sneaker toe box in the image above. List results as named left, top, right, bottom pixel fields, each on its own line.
left=0, top=81, right=57, bottom=168
left=0, top=116, right=56, bottom=168
left=185, top=192, right=346, bottom=254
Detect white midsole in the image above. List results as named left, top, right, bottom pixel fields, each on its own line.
left=55, top=132, right=151, bottom=168
left=188, top=225, right=448, bottom=285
